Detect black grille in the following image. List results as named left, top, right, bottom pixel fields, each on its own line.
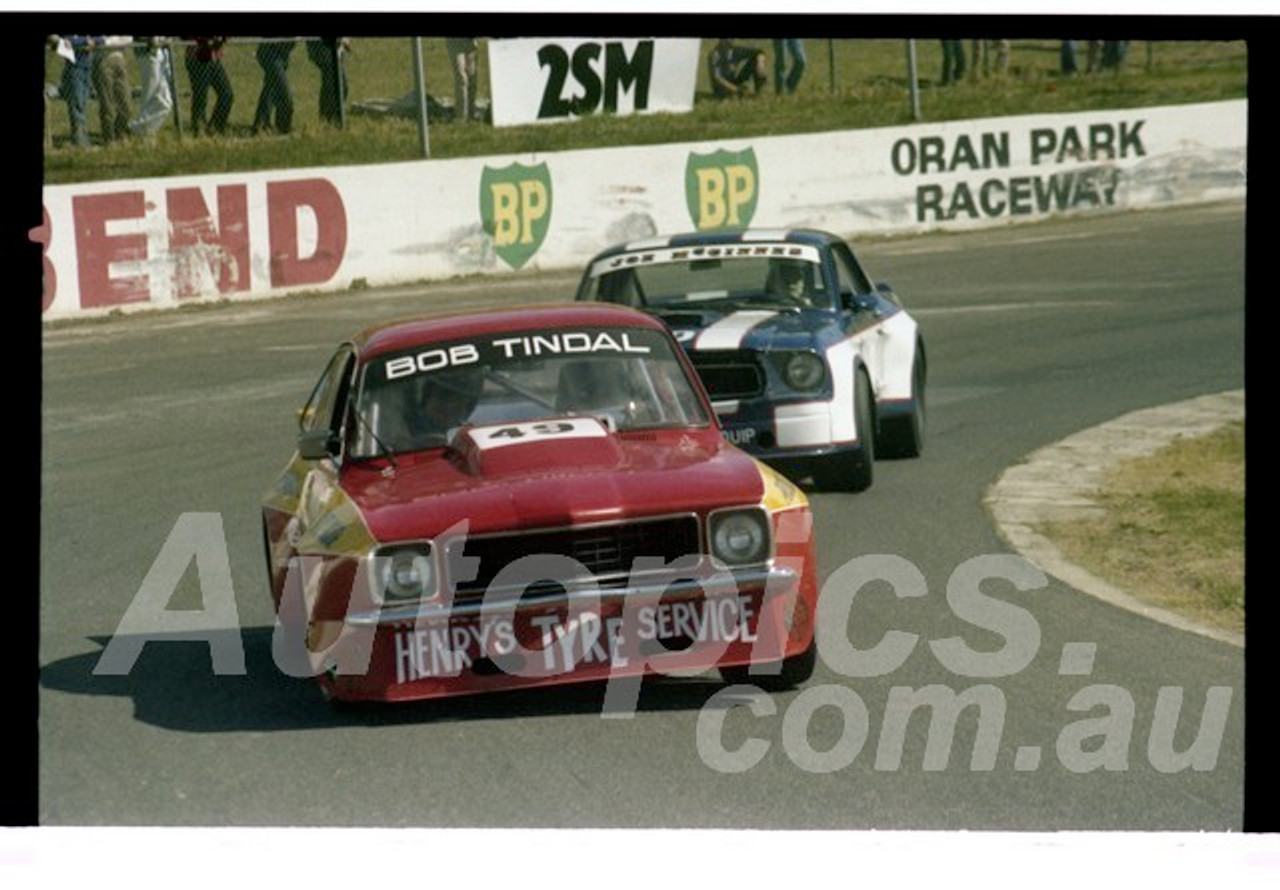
left=690, top=351, right=765, bottom=400
left=447, top=516, right=701, bottom=602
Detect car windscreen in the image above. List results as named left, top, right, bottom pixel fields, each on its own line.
left=349, top=326, right=711, bottom=458
left=584, top=243, right=827, bottom=309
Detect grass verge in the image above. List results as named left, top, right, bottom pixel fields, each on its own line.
left=1042, top=421, right=1244, bottom=637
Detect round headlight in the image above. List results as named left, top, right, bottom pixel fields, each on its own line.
left=783, top=352, right=825, bottom=391
left=380, top=548, right=433, bottom=602
left=710, top=510, right=770, bottom=566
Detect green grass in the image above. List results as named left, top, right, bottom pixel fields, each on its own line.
left=1044, top=421, right=1245, bottom=636
left=43, top=38, right=1247, bottom=185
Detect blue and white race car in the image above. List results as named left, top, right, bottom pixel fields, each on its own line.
left=575, top=228, right=925, bottom=491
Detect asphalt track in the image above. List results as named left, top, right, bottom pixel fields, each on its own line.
left=39, top=200, right=1246, bottom=829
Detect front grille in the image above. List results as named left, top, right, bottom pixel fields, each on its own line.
left=690, top=351, right=765, bottom=400
left=446, top=515, right=701, bottom=603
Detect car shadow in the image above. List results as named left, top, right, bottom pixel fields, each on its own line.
left=40, top=627, right=738, bottom=733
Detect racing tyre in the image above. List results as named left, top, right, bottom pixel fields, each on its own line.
left=878, top=351, right=926, bottom=459
left=719, top=640, right=817, bottom=692
left=813, top=368, right=874, bottom=492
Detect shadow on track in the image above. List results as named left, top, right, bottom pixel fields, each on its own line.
left=40, top=627, right=736, bottom=733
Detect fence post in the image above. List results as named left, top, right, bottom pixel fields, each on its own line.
left=906, top=38, right=921, bottom=121
left=338, top=40, right=347, bottom=129
left=166, top=43, right=183, bottom=140
left=412, top=37, right=430, bottom=158
left=828, top=38, right=835, bottom=95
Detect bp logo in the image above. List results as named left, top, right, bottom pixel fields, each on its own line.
left=480, top=162, right=553, bottom=269
left=685, top=147, right=759, bottom=231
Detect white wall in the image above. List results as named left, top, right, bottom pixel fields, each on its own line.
left=38, top=100, right=1246, bottom=321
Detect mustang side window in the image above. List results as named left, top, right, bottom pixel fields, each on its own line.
left=835, top=246, right=873, bottom=292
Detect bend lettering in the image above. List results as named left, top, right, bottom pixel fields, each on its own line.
left=40, top=177, right=347, bottom=314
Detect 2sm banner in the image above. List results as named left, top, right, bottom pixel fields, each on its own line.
left=486, top=37, right=701, bottom=127
left=37, top=98, right=1244, bottom=321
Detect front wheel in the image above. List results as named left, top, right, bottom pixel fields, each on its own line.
left=719, top=640, right=816, bottom=691
left=879, top=350, right=926, bottom=459
left=812, top=368, right=874, bottom=492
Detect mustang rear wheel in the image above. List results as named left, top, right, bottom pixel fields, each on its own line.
left=719, top=639, right=816, bottom=691
left=813, top=368, right=874, bottom=492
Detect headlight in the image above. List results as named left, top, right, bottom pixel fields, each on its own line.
left=372, top=544, right=435, bottom=604
left=708, top=508, right=772, bottom=566
left=779, top=352, right=826, bottom=391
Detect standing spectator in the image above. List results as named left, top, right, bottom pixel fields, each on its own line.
left=971, top=39, right=1010, bottom=78
left=252, top=37, right=296, bottom=134
left=1092, top=39, right=1129, bottom=73
left=940, top=39, right=965, bottom=85
left=445, top=37, right=479, bottom=122
left=183, top=36, right=234, bottom=136
left=707, top=38, right=767, bottom=99
left=1060, top=40, right=1081, bottom=77
left=93, top=35, right=133, bottom=143
left=307, top=37, right=350, bottom=126
left=130, top=36, right=175, bottom=136
left=771, top=38, right=806, bottom=95
left=48, top=34, right=99, bottom=147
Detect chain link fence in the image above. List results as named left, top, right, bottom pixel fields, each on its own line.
left=43, top=37, right=1237, bottom=153
left=44, top=35, right=479, bottom=149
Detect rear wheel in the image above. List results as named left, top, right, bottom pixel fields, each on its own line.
left=813, top=368, right=874, bottom=492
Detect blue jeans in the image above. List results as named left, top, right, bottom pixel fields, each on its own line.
left=61, top=56, right=93, bottom=146
left=772, top=39, right=806, bottom=94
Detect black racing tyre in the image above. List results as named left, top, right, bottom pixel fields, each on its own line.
left=812, top=368, right=874, bottom=492
left=879, top=351, right=926, bottom=459
left=719, top=639, right=817, bottom=691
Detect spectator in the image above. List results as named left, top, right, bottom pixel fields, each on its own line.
left=1089, top=39, right=1129, bottom=73
left=708, top=38, right=767, bottom=99
left=940, top=39, right=965, bottom=85
left=252, top=37, right=296, bottom=134
left=48, top=34, right=99, bottom=147
left=130, top=36, right=175, bottom=137
left=445, top=37, right=479, bottom=122
left=971, top=39, right=1010, bottom=78
left=1060, top=40, right=1081, bottom=77
left=93, top=35, right=133, bottom=143
left=183, top=36, right=234, bottom=136
left=771, top=38, right=806, bottom=95
left=307, top=37, right=350, bottom=125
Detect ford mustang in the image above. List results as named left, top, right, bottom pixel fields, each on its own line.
left=575, top=229, right=926, bottom=491
left=261, top=303, right=819, bottom=705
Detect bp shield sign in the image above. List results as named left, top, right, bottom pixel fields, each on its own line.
left=480, top=162, right=553, bottom=269
left=685, top=147, right=759, bottom=231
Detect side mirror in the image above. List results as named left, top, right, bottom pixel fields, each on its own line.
left=298, top=428, right=339, bottom=461
left=875, top=282, right=902, bottom=307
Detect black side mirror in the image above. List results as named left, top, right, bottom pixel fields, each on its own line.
left=875, top=282, right=902, bottom=307
left=298, top=428, right=339, bottom=460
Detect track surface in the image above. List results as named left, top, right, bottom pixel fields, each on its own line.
left=40, top=201, right=1245, bottom=829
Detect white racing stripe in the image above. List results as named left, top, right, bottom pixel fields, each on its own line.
left=693, top=310, right=779, bottom=351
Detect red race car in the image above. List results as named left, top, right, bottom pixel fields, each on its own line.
left=261, top=303, right=819, bottom=705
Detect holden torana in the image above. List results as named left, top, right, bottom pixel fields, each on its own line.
left=261, top=303, right=819, bottom=704
left=576, top=228, right=926, bottom=491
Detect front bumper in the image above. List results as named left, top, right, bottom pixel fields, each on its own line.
left=311, top=564, right=814, bottom=703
